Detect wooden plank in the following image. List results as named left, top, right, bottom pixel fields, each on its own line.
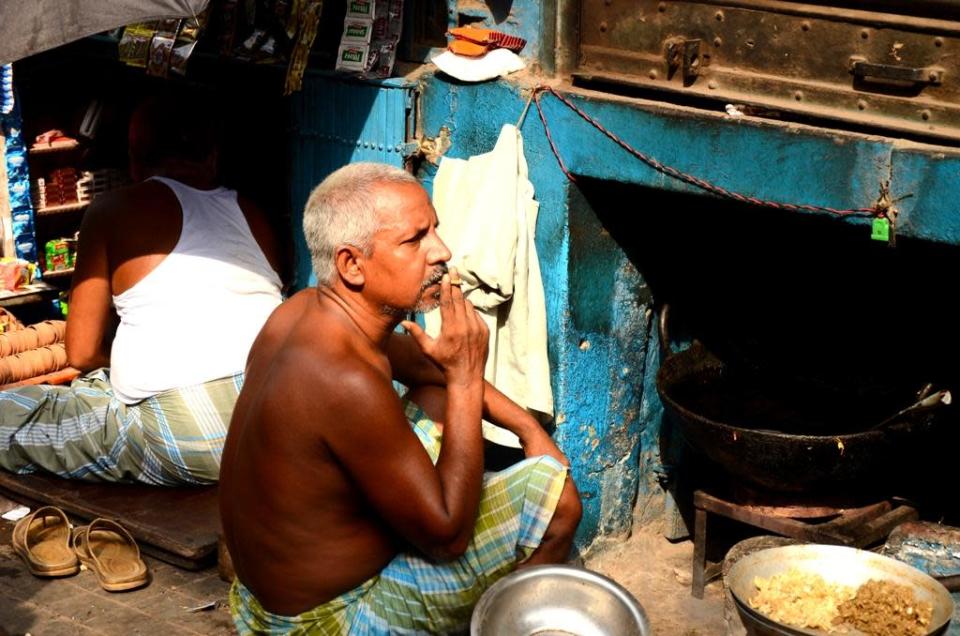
left=0, top=472, right=219, bottom=569
left=0, top=366, right=80, bottom=390
left=697, top=490, right=858, bottom=545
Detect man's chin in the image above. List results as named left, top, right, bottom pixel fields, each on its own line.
left=381, top=294, right=440, bottom=317
left=413, top=297, right=441, bottom=314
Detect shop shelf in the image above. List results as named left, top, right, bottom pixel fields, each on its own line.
left=34, top=201, right=89, bottom=216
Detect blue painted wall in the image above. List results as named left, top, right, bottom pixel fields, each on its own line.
left=289, top=75, right=414, bottom=289
left=286, top=1, right=960, bottom=553
left=416, top=71, right=960, bottom=551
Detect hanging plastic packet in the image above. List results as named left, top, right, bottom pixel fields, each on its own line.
left=336, top=0, right=403, bottom=78
left=284, top=0, right=323, bottom=95
left=342, top=19, right=374, bottom=44
left=170, top=10, right=210, bottom=76
left=8, top=179, right=31, bottom=212
left=5, top=148, right=28, bottom=183
left=368, top=0, right=403, bottom=78
left=119, top=22, right=160, bottom=68
left=146, top=19, right=181, bottom=77
left=14, top=234, right=37, bottom=264
left=336, top=0, right=374, bottom=74
left=11, top=212, right=33, bottom=243
left=1, top=64, right=13, bottom=116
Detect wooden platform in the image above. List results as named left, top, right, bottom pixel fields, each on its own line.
left=0, top=471, right=219, bottom=570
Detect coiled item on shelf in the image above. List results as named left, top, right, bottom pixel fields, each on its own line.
left=0, top=307, right=24, bottom=333
left=0, top=342, right=69, bottom=384
left=0, top=320, right=66, bottom=357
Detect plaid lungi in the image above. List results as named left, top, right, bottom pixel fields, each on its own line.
left=229, top=400, right=567, bottom=635
left=0, top=368, right=242, bottom=485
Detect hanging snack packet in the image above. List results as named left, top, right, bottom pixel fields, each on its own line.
left=284, top=0, right=323, bottom=95
left=14, top=235, right=37, bottom=264
left=119, top=22, right=160, bottom=67
left=342, top=19, right=373, bottom=44
left=346, top=0, right=375, bottom=20
left=337, top=0, right=403, bottom=78
left=170, top=10, right=210, bottom=76
left=147, top=19, right=181, bottom=77
left=336, top=44, right=369, bottom=72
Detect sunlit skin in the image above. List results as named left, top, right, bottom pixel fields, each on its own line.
left=219, top=179, right=582, bottom=617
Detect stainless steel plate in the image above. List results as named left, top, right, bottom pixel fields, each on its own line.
left=470, top=565, right=652, bottom=636
left=726, top=544, right=955, bottom=636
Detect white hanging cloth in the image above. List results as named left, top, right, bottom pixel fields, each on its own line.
left=426, top=124, right=552, bottom=446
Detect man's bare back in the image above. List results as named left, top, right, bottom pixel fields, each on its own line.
left=220, top=290, right=409, bottom=615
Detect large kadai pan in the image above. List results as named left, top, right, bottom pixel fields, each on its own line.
left=655, top=311, right=944, bottom=493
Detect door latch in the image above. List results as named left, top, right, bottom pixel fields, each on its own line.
left=665, top=38, right=702, bottom=86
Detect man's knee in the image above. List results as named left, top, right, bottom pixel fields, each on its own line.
left=554, top=485, right=583, bottom=537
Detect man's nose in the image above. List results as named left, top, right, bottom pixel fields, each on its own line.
left=430, top=236, right=452, bottom=264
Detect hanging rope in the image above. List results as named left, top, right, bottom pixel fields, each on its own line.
left=532, top=85, right=883, bottom=219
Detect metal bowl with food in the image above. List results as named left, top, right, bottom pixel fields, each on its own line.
left=727, top=544, right=954, bottom=636
left=470, top=564, right=652, bottom=636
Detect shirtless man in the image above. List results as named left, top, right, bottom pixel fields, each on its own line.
left=0, top=92, right=284, bottom=485
left=221, top=162, right=581, bottom=634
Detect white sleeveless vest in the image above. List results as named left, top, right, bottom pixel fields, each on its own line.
left=109, top=177, right=282, bottom=404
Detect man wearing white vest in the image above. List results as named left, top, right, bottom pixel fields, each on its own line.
left=0, top=92, right=285, bottom=485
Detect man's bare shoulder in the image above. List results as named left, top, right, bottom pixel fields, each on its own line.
left=84, top=180, right=176, bottom=223
left=249, top=292, right=394, bottom=406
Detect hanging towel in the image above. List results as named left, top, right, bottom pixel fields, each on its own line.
left=426, top=124, right=552, bottom=446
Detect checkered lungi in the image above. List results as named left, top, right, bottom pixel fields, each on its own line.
left=229, top=400, right=567, bottom=635
left=0, top=368, right=241, bottom=485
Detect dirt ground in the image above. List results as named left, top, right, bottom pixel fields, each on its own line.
left=586, top=527, right=727, bottom=636
left=0, top=487, right=726, bottom=636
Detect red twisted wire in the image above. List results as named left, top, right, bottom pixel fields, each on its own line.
left=532, top=85, right=881, bottom=218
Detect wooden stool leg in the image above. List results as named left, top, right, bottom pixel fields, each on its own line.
left=692, top=505, right=707, bottom=599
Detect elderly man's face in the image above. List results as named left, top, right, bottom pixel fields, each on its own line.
left=365, top=181, right=452, bottom=315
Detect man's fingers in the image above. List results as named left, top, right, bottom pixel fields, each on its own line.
left=465, top=300, right=489, bottom=339
left=448, top=267, right=466, bottom=321
left=438, top=274, right=454, bottom=321
left=401, top=321, right=433, bottom=350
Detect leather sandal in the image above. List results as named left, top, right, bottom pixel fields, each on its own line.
left=11, top=506, right=80, bottom=577
left=72, top=518, right=149, bottom=592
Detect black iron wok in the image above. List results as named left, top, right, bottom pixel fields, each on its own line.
left=655, top=310, right=945, bottom=493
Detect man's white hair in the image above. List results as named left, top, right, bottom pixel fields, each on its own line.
left=303, top=162, right=419, bottom=286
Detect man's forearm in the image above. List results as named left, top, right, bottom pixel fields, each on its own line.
left=387, top=332, right=445, bottom=387
left=482, top=383, right=570, bottom=467
left=389, top=332, right=569, bottom=465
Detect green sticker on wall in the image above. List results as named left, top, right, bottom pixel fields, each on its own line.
left=871, top=217, right=890, bottom=242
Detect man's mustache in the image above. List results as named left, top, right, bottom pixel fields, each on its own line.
left=421, top=263, right=449, bottom=291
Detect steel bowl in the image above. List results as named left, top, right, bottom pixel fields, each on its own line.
left=470, top=565, right=651, bottom=636
left=726, top=544, right=955, bottom=636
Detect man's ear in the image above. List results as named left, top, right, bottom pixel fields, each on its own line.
left=334, top=245, right=365, bottom=287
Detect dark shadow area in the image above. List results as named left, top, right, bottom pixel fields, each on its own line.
left=576, top=176, right=960, bottom=526
left=13, top=30, right=395, bottom=292
left=485, top=0, right=515, bottom=24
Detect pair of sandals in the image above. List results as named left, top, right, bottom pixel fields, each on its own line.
left=11, top=506, right=150, bottom=592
